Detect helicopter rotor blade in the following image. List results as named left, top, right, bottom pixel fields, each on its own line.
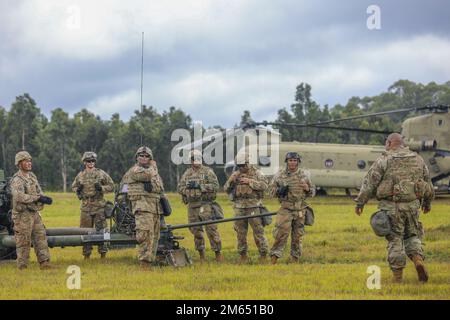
left=257, top=105, right=449, bottom=129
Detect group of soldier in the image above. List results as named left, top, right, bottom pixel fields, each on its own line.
left=9, top=132, right=434, bottom=283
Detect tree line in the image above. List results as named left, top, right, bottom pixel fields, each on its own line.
left=1, top=80, right=449, bottom=191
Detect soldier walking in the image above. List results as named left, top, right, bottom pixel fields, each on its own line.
left=72, top=152, right=114, bottom=259
left=269, top=152, right=315, bottom=264
left=224, top=153, right=269, bottom=263
left=10, top=151, right=54, bottom=270
left=178, top=150, right=223, bottom=263
left=355, top=133, right=434, bottom=283
left=122, top=147, right=164, bottom=268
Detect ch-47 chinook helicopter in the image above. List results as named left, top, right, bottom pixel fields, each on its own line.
left=179, top=105, right=450, bottom=196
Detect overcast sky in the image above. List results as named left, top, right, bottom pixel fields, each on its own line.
left=1, top=0, right=449, bottom=127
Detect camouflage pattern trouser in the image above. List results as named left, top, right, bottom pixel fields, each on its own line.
left=12, top=211, right=50, bottom=268
left=233, top=207, right=268, bottom=256
left=80, top=208, right=107, bottom=256
left=270, top=208, right=305, bottom=259
left=188, top=203, right=222, bottom=252
left=135, top=211, right=161, bottom=263
left=381, top=200, right=424, bottom=271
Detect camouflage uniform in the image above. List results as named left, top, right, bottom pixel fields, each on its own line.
left=178, top=165, right=222, bottom=253
left=71, top=168, right=114, bottom=257
left=224, top=165, right=269, bottom=257
left=269, top=167, right=315, bottom=260
left=355, top=146, right=434, bottom=272
left=10, top=155, right=51, bottom=269
left=123, top=151, right=164, bottom=264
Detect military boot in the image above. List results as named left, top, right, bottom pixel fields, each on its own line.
left=100, top=253, right=106, bottom=259
left=199, top=250, right=206, bottom=263
left=39, top=261, right=56, bottom=270
left=215, top=251, right=223, bottom=263
left=18, top=264, right=28, bottom=270
left=270, top=255, right=278, bottom=265
left=392, top=269, right=403, bottom=283
left=411, top=255, right=428, bottom=283
left=83, top=255, right=90, bottom=260
left=288, top=256, right=299, bottom=264
left=259, top=254, right=268, bottom=263
left=239, top=253, right=249, bottom=264
left=139, top=260, right=152, bottom=269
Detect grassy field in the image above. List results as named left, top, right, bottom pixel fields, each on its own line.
left=1, top=192, right=449, bottom=300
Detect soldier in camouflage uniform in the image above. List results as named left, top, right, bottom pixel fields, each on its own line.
left=269, top=152, right=315, bottom=264
left=72, top=152, right=115, bottom=259
left=224, top=153, right=269, bottom=263
left=355, top=133, right=434, bottom=283
left=122, top=147, right=164, bottom=267
left=178, top=150, right=223, bottom=262
left=10, top=151, right=54, bottom=270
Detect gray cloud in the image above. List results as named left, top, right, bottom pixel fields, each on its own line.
left=1, top=0, right=449, bottom=127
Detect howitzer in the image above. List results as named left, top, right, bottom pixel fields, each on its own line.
left=0, top=183, right=280, bottom=267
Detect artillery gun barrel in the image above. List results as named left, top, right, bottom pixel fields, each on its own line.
left=167, top=211, right=278, bottom=231
left=1, top=233, right=135, bottom=248
left=46, top=228, right=95, bottom=236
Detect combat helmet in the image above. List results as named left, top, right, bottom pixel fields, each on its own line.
left=370, top=211, right=392, bottom=237
left=15, top=151, right=32, bottom=167
left=135, top=146, right=153, bottom=160
left=285, top=151, right=301, bottom=163
left=189, top=149, right=203, bottom=164
left=235, top=152, right=250, bottom=166
left=82, top=151, right=97, bottom=162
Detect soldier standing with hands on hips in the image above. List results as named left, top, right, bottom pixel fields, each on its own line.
left=72, top=152, right=114, bottom=259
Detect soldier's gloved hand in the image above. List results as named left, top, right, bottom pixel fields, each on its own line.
left=94, top=182, right=102, bottom=192
left=76, top=184, right=84, bottom=193
left=38, top=195, right=53, bottom=205
left=143, top=181, right=153, bottom=192
left=277, top=185, right=289, bottom=197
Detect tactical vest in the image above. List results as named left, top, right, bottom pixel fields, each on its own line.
left=184, top=167, right=216, bottom=202
left=376, top=151, right=425, bottom=202
left=12, top=172, right=43, bottom=212
left=234, top=170, right=263, bottom=200
left=127, top=166, right=162, bottom=199
left=79, top=169, right=104, bottom=199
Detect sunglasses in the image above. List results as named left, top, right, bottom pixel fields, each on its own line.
left=138, top=154, right=151, bottom=158
left=86, top=160, right=96, bottom=163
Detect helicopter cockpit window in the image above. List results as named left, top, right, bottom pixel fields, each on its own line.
left=258, top=156, right=271, bottom=167
left=357, top=160, right=366, bottom=169
left=438, top=119, right=443, bottom=126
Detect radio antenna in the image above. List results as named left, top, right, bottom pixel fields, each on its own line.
left=140, top=32, right=144, bottom=145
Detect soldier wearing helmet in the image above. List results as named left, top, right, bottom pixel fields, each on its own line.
left=224, top=152, right=269, bottom=263
left=177, top=150, right=223, bottom=263
left=269, top=151, right=315, bottom=264
left=122, top=146, right=164, bottom=268
left=71, top=151, right=114, bottom=259
left=355, top=133, right=434, bottom=283
left=10, top=151, right=54, bottom=270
